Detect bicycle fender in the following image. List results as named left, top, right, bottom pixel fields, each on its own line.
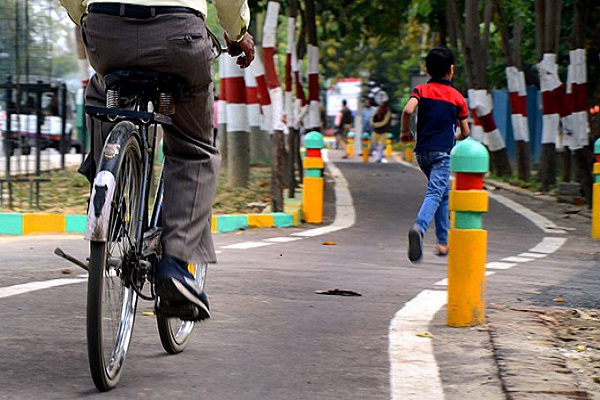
left=85, top=170, right=116, bottom=241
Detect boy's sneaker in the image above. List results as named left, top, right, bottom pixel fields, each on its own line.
left=155, top=254, right=211, bottom=321
left=408, top=227, right=423, bottom=263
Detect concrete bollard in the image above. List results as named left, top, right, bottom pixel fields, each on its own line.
left=385, top=133, right=393, bottom=158
left=362, top=132, right=370, bottom=163
left=347, top=131, right=355, bottom=158
left=593, top=138, right=600, bottom=238
left=447, top=137, right=490, bottom=327
left=404, top=140, right=415, bottom=163
left=302, top=131, right=324, bottom=223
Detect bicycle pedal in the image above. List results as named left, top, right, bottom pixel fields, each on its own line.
left=155, top=301, right=205, bottom=321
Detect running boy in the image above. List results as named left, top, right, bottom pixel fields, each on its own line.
left=400, top=47, right=470, bottom=263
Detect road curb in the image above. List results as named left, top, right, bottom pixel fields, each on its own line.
left=0, top=193, right=304, bottom=236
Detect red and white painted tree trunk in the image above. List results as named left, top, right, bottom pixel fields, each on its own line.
left=538, top=53, right=564, bottom=148
left=468, top=89, right=512, bottom=176
left=262, top=0, right=286, bottom=211
left=262, top=1, right=284, bottom=132
left=224, top=55, right=249, bottom=187
left=251, top=56, right=273, bottom=133
left=506, top=67, right=529, bottom=143
left=306, top=44, right=320, bottom=131
left=245, top=66, right=267, bottom=165
left=506, top=66, right=531, bottom=180
left=285, top=16, right=295, bottom=129
left=468, top=89, right=506, bottom=152
left=217, top=55, right=229, bottom=166
left=293, top=59, right=308, bottom=129
left=564, top=49, right=589, bottom=150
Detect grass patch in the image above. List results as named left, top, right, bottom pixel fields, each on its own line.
left=0, top=165, right=272, bottom=215
left=486, top=172, right=557, bottom=193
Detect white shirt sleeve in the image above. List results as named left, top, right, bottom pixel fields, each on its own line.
left=214, top=0, right=250, bottom=42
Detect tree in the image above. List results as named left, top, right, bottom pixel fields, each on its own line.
left=495, top=0, right=532, bottom=181
left=449, top=0, right=512, bottom=177
left=535, top=0, right=563, bottom=191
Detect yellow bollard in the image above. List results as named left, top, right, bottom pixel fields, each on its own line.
left=447, top=138, right=489, bottom=327
left=385, top=133, right=393, bottom=158
left=302, top=131, right=324, bottom=223
left=347, top=131, right=355, bottom=158
left=592, top=138, right=600, bottom=238
left=361, top=132, right=370, bottom=163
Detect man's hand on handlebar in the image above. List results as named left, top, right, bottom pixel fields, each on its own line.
left=224, top=32, right=255, bottom=68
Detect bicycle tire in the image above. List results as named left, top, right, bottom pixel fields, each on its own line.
left=87, top=132, right=143, bottom=391
left=156, top=262, right=208, bottom=354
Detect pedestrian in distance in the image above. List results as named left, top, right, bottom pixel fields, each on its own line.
left=335, top=99, right=353, bottom=158
left=359, top=97, right=375, bottom=156
left=371, top=94, right=392, bottom=162
left=61, top=0, right=255, bottom=320
left=400, top=47, right=470, bottom=263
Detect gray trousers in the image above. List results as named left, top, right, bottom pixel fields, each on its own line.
left=81, top=12, right=219, bottom=264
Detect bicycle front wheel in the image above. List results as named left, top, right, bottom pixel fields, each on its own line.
left=156, top=262, right=208, bottom=354
left=87, top=133, right=143, bottom=391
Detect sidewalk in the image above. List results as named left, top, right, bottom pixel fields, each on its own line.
left=345, top=148, right=599, bottom=399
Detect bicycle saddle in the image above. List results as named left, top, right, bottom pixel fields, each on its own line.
left=104, top=69, right=188, bottom=103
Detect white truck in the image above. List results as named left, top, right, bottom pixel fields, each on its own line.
left=0, top=81, right=81, bottom=157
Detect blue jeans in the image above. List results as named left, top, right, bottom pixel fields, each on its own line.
left=413, top=152, right=450, bottom=245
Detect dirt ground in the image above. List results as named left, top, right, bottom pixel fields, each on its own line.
left=543, top=308, right=600, bottom=399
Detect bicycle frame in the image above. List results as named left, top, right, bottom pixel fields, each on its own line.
left=84, top=97, right=169, bottom=300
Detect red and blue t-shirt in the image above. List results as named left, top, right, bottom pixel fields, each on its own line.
left=410, top=78, right=468, bottom=153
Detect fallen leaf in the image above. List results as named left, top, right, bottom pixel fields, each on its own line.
left=416, top=332, right=432, bottom=338
left=61, top=269, right=73, bottom=275
left=316, top=288, right=361, bottom=296
left=576, top=345, right=587, bottom=351
left=322, top=241, right=337, bottom=246
left=553, top=297, right=566, bottom=303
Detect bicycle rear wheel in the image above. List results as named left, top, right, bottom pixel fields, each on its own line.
left=156, top=262, right=208, bottom=354
left=87, top=134, right=143, bottom=391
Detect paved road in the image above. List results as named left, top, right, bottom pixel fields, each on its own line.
left=0, top=150, right=596, bottom=399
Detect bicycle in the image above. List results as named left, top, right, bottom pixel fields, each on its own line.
left=60, top=55, right=223, bottom=391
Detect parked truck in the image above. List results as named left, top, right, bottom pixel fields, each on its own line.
left=0, top=79, right=81, bottom=157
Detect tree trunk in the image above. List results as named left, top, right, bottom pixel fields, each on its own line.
left=304, top=0, right=321, bottom=132
left=535, top=0, right=563, bottom=191
left=263, top=0, right=286, bottom=211
left=218, top=55, right=228, bottom=169
left=568, top=0, right=593, bottom=204
left=225, top=56, right=249, bottom=188
left=271, top=131, right=286, bottom=211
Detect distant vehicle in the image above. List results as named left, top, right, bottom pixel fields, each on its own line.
left=0, top=79, right=81, bottom=157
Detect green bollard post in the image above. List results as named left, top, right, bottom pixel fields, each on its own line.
left=592, top=138, right=600, bottom=238
left=302, top=131, right=325, bottom=223
left=447, top=137, right=490, bottom=327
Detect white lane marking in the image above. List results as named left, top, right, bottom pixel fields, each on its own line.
left=502, top=256, right=534, bottom=263
left=263, top=237, right=303, bottom=243
left=528, top=237, right=567, bottom=254
left=0, top=277, right=87, bottom=299
left=221, top=241, right=275, bottom=250
left=434, top=271, right=495, bottom=287
left=292, top=149, right=355, bottom=238
left=487, top=192, right=566, bottom=234
left=389, top=289, right=447, bottom=400
left=486, top=261, right=517, bottom=270
left=518, top=252, right=547, bottom=259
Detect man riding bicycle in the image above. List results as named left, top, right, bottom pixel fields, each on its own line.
left=61, top=0, right=255, bottom=321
